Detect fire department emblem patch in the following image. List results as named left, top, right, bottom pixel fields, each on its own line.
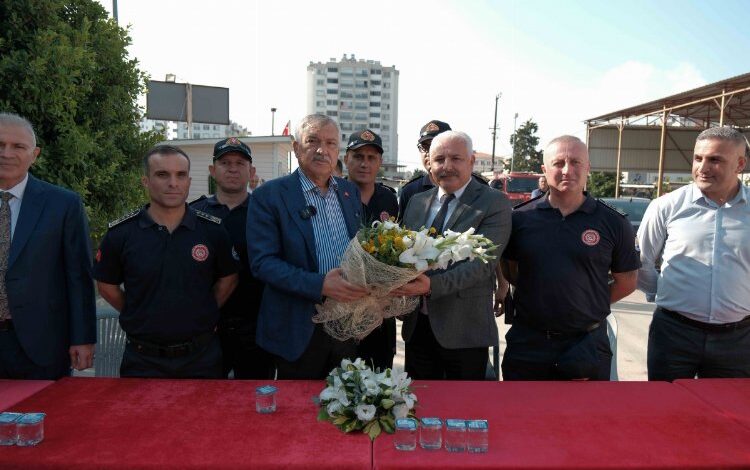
left=581, top=229, right=600, bottom=246
left=361, top=130, right=375, bottom=141
left=192, top=244, right=209, bottom=261
left=426, top=122, right=440, bottom=132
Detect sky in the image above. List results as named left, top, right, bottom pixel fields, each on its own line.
left=98, top=0, right=750, bottom=170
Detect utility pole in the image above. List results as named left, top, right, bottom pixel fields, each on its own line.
left=490, top=93, right=501, bottom=172
left=112, top=0, right=118, bottom=23
left=271, top=108, right=277, bottom=136
left=510, top=112, right=518, bottom=173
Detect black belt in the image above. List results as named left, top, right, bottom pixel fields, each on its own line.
left=660, top=308, right=750, bottom=332
left=127, top=331, right=215, bottom=358
left=0, top=319, right=13, bottom=331
left=517, top=318, right=601, bottom=339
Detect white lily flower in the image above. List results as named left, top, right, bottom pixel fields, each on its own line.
left=355, top=403, right=377, bottom=422
left=327, top=400, right=343, bottom=415
left=392, top=403, right=409, bottom=419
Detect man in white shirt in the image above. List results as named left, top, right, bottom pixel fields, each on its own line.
left=638, top=126, right=750, bottom=380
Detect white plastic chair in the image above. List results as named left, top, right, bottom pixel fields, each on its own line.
left=95, top=307, right=127, bottom=377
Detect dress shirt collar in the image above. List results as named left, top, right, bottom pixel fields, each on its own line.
left=298, top=168, right=338, bottom=195
left=436, top=177, right=471, bottom=202
left=690, top=181, right=748, bottom=207
left=3, top=173, right=29, bottom=202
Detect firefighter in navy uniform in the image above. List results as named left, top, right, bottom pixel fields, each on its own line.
left=343, top=129, right=399, bottom=370
left=190, top=138, right=274, bottom=379
left=94, top=145, right=239, bottom=378
left=501, top=136, right=639, bottom=381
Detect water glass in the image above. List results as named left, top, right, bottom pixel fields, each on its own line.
left=255, top=385, right=278, bottom=413
left=419, top=417, right=442, bottom=450
left=467, top=419, right=489, bottom=453
left=393, top=418, right=417, bottom=451
left=16, top=413, right=45, bottom=447
left=444, top=419, right=467, bottom=452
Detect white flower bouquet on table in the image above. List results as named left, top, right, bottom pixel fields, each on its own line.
left=312, top=217, right=498, bottom=341
left=317, top=358, right=417, bottom=440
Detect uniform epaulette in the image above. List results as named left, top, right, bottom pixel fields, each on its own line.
left=512, top=193, right=545, bottom=210
left=108, top=208, right=140, bottom=228
left=188, top=195, right=208, bottom=206
left=195, top=210, right=222, bottom=224
left=379, top=183, right=397, bottom=194
left=597, top=198, right=628, bottom=217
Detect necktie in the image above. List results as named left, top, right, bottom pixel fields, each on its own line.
left=0, top=192, right=12, bottom=321
left=430, top=193, right=455, bottom=233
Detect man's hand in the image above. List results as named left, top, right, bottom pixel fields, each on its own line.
left=321, top=268, right=369, bottom=302
left=69, top=344, right=95, bottom=371
left=390, top=274, right=430, bottom=297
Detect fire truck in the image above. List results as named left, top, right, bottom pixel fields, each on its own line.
left=489, top=172, right=544, bottom=204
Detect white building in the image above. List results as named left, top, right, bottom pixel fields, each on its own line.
left=306, top=54, right=399, bottom=176
left=163, top=136, right=293, bottom=202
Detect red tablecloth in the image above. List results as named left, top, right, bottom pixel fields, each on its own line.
left=0, top=377, right=371, bottom=469
left=374, top=381, right=750, bottom=469
left=675, top=379, right=750, bottom=430
left=0, top=379, right=54, bottom=411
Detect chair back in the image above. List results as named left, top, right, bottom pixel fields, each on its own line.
left=95, top=307, right=126, bottom=377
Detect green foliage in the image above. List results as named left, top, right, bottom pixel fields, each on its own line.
left=588, top=172, right=622, bottom=197
left=509, top=119, right=544, bottom=173
left=410, top=168, right=427, bottom=179
left=0, top=0, right=161, bottom=243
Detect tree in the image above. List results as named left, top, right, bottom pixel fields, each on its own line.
left=509, top=119, right=543, bottom=173
left=0, top=0, right=160, bottom=242
left=587, top=172, right=622, bottom=197
left=408, top=168, right=427, bottom=180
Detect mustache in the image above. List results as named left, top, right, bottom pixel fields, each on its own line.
left=436, top=171, right=459, bottom=179
left=312, top=155, right=330, bottom=163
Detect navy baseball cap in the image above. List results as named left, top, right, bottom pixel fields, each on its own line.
left=213, top=137, right=252, bottom=162
left=418, top=120, right=451, bottom=144
left=346, top=128, right=384, bottom=154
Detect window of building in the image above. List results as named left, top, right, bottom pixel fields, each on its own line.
left=354, top=102, right=368, bottom=110
left=355, top=113, right=368, bottom=121
left=383, top=93, right=390, bottom=100
left=327, top=99, right=338, bottom=106
left=356, top=69, right=369, bottom=77
left=326, top=110, right=338, bottom=117
left=355, top=80, right=368, bottom=88
left=383, top=82, right=391, bottom=89
left=383, top=103, right=390, bottom=110
left=340, top=67, right=353, bottom=76
left=382, top=135, right=389, bottom=142
left=370, top=69, right=381, bottom=75
left=355, top=92, right=368, bottom=100
left=340, top=122, right=353, bottom=131
left=369, top=123, right=380, bottom=129
left=383, top=114, right=390, bottom=120
left=316, top=90, right=325, bottom=96
left=316, top=100, right=325, bottom=107
left=383, top=71, right=391, bottom=78
left=369, top=112, right=380, bottom=118
left=194, top=133, right=201, bottom=139
left=340, top=91, right=353, bottom=99
left=202, top=125, right=209, bottom=130
left=369, top=101, right=380, bottom=107
left=327, top=89, right=338, bottom=94
left=316, top=79, right=324, bottom=86
left=382, top=124, right=390, bottom=131
left=340, top=100, right=352, bottom=109
left=327, top=67, right=338, bottom=72
left=327, top=78, right=338, bottom=84
left=371, top=80, right=381, bottom=86
left=340, top=112, right=353, bottom=120
left=370, top=91, right=381, bottom=96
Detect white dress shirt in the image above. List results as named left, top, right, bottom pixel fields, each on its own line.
left=637, top=182, right=750, bottom=324
left=425, top=178, right=472, bottom=231
left=1, top=173, right=29, bottom=240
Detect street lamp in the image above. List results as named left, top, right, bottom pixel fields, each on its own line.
left=510, top=113, right=519, bottom=174
left=271, top=108, right=277, bottom=136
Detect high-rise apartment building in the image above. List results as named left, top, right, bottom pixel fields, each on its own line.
left=306, top=54, right=399, bottom=175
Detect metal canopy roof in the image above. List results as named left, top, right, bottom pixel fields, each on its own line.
left=586, top=72, right=750, bottom=129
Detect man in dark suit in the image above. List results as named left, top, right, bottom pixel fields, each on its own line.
left=247, top=114, right=368, bottom=379
left=393, top=130, right=512, bottom=380
left=0, top=112, right=96, bottom=379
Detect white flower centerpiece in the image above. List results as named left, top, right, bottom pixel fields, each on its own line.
left=317, top=358, right=417, bottom=440
left=313, top=217, right=499, bottom=342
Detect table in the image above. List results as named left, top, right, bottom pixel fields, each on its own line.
left=675, top=379, right=750, bottom=430
left=0, top=380, right=54, bottom=411
left=0, top=377, right=371, bottom=469
left=373, top=380, right=750, bottom=469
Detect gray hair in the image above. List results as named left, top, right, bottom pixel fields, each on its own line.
left=0, top=112, right=37, bottom=147
left=697, top=126, right=749, bottom=157
left=430, top=130, right=473, bottom=156
left=294, top=114, right=340, bottom=142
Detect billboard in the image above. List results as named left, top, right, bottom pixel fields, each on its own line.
left=146, top=80, right=229, bottom=125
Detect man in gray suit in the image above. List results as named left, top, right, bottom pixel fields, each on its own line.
left=392, top=131, right=512, bottom=380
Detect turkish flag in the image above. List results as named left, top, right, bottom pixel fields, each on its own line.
left=281, top=120, right=291, bottom=136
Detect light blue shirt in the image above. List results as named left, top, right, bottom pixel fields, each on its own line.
left=637, top=182, right=750, bottom=323
left=1, top=173, right=29, bottom=240
left=425, top=178, right=472, bottom=232
left=298, top=170, right=351, bottom=274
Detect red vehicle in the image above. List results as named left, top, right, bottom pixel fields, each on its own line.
left=489, top=172, right=544, bottom=204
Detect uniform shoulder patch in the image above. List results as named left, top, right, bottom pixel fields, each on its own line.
left=195, top=210, right=222, bottom=224
left=597, top=198, right=628, bottom=217
left=108, top=208, right=140, bottom=228
left=188, top=195, right=208, bottom=206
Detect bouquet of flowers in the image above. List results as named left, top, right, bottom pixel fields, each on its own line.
left=312, top=217, right=498, bottom=341
left=317, top=358, right=417, bottom=440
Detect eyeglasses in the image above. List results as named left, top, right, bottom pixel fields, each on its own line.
left=417, top=142, right=430, bottom=153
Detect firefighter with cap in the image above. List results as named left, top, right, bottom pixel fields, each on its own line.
left=94, top=144, right=239, bottom=378
left=397, top=120, right=450, bottom=221
left=190, top=137, right=273, bottom=379
left=343, top=128, right=398, bottom=370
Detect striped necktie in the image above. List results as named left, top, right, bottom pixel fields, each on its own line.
left=0, top=192, right=13, bottom=321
